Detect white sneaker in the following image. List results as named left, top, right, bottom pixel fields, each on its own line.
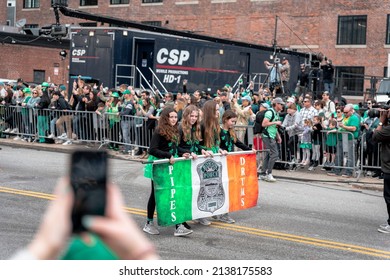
left=11, top=128, right=18, bottom=133
left=13, top=136, right=21, bottom=141
left=194, top=218, right=211, bottom=226
left=266, top=174, right=277, bottom=182
left=143, top=222, right=160, bottom=235
left=48, top=133, right=55, bottom=139
left=62, top=140, right=72, bottom=145
left=174, top=224, right=193, bottom=237
left=213, top=213, right=235, bottom=224
left=258, top=173, right=267, bottom=180
left=58, top=133, right=67, bottom=139
left=4, top=128, right=11, bottom=133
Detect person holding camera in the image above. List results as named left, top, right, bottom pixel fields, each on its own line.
left=372, top=109, right=390, bottom=234
left=321, top=58, right=335, bottom=97
left=10, top=177, right=159, bottom=260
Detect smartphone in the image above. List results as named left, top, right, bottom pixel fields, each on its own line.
left=70, top=150, right=108, bottom=233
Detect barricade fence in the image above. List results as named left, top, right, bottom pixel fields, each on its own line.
left=0, top=105, right=150, bottom=152
left=1, top=105, right=382, bottom=180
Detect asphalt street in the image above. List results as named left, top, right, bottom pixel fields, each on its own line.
left=1, top=145, right=390, bottom=260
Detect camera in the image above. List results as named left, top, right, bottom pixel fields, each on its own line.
left=70, top=150, right=108, bottom=233
left=369, top=105, right=390, bottom=119
left=274, top=58, right=280, bottom=64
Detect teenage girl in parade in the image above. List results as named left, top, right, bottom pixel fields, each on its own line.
left=143, top=106, right=194, bottom=237
left=217, top=109, right=257, bottom=224
left=179, top=105, right=213, bottom=226
left=200, top=100, right=236, bottom=224
left=220, top=110, right=256, bottom=153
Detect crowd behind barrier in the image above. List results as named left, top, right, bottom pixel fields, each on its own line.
left=0, top=76, right=385, bottom=182
left=0, top=104, right=383, bottom=182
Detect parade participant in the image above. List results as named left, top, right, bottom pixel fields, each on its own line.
left=200, top=100, right=227, bottom=154
left=199, top=100, right=231, bottom=223
left=179, top=105, right=213, bottom=226
left=372, top=109, right=390, bottom=233
left=143, top=107, right=193, bottom=237
left=220, top=109, right=255, bottom=153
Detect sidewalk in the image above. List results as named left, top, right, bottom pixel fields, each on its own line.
left=0, top=138, right=384, bottom=191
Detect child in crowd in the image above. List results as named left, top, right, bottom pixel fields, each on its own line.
left=324, top=119, right=338, bottom=168
left=309, top=115, right=323, bottom=170
left=299, top=118, right=313, bottom=166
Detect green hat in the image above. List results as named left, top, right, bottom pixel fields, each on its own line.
left=42, top=82, right=50, bottom=88
left=241, top=90, right=250, bottom=97
left=23, top=87, right=31, bottom=94
left=353, top=104, right=359, bottom=111
left=111, top=92, right=120, bottom=98
left=122, top=89, right=131, bottom=95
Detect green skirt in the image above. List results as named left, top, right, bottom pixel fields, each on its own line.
left=299, top=142, right=312, bottom=149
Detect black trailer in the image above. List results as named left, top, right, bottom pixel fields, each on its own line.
left=69, top=27, right=309, bottom=95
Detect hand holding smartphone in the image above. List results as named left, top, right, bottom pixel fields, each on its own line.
left=70, top=150, right=108, bottom=233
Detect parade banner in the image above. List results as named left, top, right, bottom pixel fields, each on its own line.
left=152, top=152, right=258, bottom=226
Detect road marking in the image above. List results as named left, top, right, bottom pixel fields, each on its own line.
left=2, top=186, right=390, bottom=259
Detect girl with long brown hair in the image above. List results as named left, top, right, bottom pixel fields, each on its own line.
left=143, top=106, right=193, bottom=237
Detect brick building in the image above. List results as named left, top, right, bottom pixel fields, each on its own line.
left=1, top=0, right=390, bottom=98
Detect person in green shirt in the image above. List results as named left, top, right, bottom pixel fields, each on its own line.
left=259, top=97, right=284, bottom=182
left=328, top=104, right=360, bottom=177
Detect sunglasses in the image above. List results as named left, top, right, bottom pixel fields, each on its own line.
left=336, top=110, right=341, bottom=113
left=304, top=100, right=310, bottom=103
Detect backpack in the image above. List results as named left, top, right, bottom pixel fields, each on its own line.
left=253, top=109, right=275, bottom=136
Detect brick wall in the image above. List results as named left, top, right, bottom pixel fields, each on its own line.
left=1, top=0, right=389, bottom=93
left=0, top=43, right=69, bottom=86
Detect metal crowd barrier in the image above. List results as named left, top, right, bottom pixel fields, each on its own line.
left=238, top=123, right=360, bottom=179
left=358, top=132, right=382, bottom=180
left=2, top=104, right=378, bottom=181
left=0, top=105, right=151, bottom=152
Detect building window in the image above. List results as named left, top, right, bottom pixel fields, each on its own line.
left=110, top=0, right=129, bottom=4
left=336, top=66, right=365, bottom=95
left=337, top=15, right=367, bottom=45
left=386, top=15, right=390, bottom=45
left=24, top=0, right=40, bottom=8
left=141, top=21, right=162, bottom=27
left=142, top=0, right=163, bottom=3
left=33, top=70, right=45, bottom=84
left=80, top=0, right=98, bottom=6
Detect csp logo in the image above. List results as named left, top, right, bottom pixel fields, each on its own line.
left=72, top=49, right=86, bottom=57
left=156, top=48, right=190, bottom=66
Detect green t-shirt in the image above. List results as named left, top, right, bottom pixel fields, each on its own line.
left=262, top=108, right=279, bottom=139
left=339, top=113, right=360, bottom=140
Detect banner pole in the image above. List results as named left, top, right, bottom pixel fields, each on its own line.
left=142, top=150, right=256, bottom=165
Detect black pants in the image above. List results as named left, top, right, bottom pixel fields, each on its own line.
left=384, top=173, right=390, bottom=225
left=147, top=181, right=156, bottom=220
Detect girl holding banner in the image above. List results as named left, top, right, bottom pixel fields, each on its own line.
left=200, top=100, right=237, bottom=224
left=179, top=105, right=213, bottom=226
left=220, top=110, right=256, bottom=153
left=143, top=107, right=194, bottom=237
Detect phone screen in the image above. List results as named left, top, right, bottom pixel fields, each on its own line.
left=70, top=150, right=107, bottom=233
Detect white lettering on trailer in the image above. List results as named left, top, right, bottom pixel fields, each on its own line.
left=72, top=49, right=86, bottom=56
left=156, top=48, right=190, bottom=65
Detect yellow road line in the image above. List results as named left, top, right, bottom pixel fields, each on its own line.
left=1, top=186, right=390, bottom=259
